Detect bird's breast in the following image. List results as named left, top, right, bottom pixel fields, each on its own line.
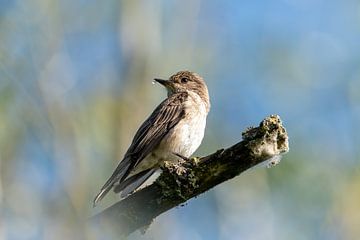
left=131, top=92, right=209, bottom=176
left=159, top=94, right=208, bottom=159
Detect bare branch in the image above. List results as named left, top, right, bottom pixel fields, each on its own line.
left=90, top=115, right=289, bottom=237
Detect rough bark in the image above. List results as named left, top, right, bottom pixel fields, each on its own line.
left=90, top=115, right=289, bottom=237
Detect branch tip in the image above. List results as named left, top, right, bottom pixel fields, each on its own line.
left=90, top=114, right=290, bottom=237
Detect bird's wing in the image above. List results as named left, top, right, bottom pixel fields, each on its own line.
left=93, top=92, right=187, bottom=205
left=125, top=92, right=188, bottom=166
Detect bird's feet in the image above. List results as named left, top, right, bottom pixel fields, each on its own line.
left=173, top=152, right=190, bottom=162
left=173, top=152, right=200, bottom=165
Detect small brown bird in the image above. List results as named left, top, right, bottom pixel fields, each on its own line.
left=93, top=70, right=210, bottom=206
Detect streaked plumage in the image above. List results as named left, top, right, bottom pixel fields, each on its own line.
left=93, top=71, right=210, bottom=206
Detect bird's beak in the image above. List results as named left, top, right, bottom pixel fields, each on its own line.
left=154, top=78, right=175, bottom=91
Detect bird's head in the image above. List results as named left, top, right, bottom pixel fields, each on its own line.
left=154, top=70, right=210, bottom=109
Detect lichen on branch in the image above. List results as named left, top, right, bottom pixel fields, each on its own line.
left=90, top=115, right=289, bottom=237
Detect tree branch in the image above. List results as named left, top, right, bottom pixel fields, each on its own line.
left=90, top=115, right=289, bottom=237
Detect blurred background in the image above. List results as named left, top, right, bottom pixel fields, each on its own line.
left=1, top=0, right=360, bottom=239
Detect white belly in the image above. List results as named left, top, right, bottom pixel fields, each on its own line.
left=164, top=112, right=207, bottom=157
left=131, top=93, right=208, bottom=176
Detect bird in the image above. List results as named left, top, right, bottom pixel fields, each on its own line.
left=93, top=70, right=210, bottom=206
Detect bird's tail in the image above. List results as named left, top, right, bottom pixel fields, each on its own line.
left=93, top=187, right=112, bottom=207
left=93, top=159, right=131, bottom=207
left=114, top=168, right=161, bottom=198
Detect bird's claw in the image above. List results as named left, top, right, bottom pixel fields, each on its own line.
left=173, top=152, right=201, bottom=166
left=173, top=152, right=190, bottom=162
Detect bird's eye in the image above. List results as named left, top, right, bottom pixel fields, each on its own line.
left=181, top=77, right=189, bottom=83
